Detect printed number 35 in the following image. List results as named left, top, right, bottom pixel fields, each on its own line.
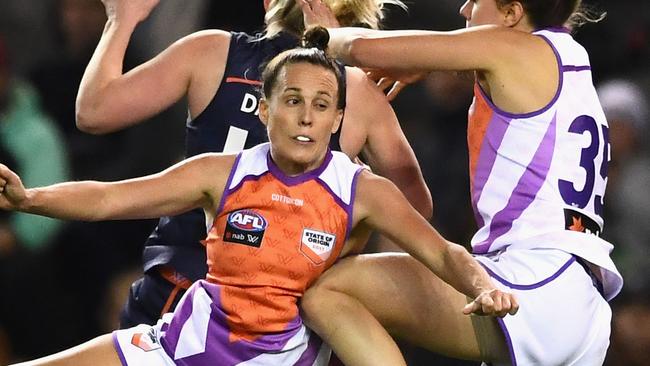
left=558, top=115, right=609, bottom=217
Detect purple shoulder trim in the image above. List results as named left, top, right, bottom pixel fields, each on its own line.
left=475, top=34, right=562, bottom=119
left=216, top=152, right=244, bottom=214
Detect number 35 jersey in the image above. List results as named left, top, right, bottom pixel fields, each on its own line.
left=467, top=28, right=622, bottom=299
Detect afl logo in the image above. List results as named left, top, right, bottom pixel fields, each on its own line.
left=227, top=210, right=267, bottom=232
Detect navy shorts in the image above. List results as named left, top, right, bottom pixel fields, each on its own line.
left=119, top=268, right=191, bottom=329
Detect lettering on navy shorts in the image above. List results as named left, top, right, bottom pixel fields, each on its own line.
left=224, top=209, right=268, bottom=248
left=564, top=208, right=601, bottom=237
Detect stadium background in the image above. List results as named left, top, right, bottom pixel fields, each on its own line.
left=0, top=0, right=648, bottom=364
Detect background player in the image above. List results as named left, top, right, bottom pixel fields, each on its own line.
left=300, top=0, right=623, bottom=364
left=76, top=0, right=431, bottom=329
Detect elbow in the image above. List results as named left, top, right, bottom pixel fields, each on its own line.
left=75, top=106, right=110, bottom=135
left=421, top=198, right=434, bottom=221
left=410, top=182, right=433, bottom=220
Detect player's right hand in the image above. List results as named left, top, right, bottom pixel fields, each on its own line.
left=101, top=0, right=160, bottom=24
left=463, top=288, right=519, bottom=318
left=0, top=164, right=27, bottom=212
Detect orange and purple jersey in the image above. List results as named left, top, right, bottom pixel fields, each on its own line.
left=152, top=143, right=363, bottom=365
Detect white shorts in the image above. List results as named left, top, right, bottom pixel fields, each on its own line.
left=113, top=315, right=176, bottom=366
left=474, top=248, right=612, bottom=365
left=112, top=282, right=331, bottom=366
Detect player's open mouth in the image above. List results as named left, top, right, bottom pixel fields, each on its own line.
left=295, top=135, right=312, bottom=142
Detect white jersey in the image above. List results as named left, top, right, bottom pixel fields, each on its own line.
left=467, top=28, right=622, bottom=300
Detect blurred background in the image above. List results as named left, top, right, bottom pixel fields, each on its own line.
left=0, top=0, right=648, bottom=364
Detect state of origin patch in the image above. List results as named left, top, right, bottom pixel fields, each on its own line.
left=224, top=209, right=268, bottom=248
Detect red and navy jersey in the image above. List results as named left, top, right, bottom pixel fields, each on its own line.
left=142, top=32, right=344, bottom=281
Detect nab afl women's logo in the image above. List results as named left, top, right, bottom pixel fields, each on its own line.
left=224, top=209, right=268, bottom=247
left=228, top=210, right=268, bottom=231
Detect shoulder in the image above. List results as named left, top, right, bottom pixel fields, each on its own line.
left=186, top=152, right=238, bottom=173
left=343, top=66, right=393, bottom=115
left=175, top=29, right=233, bottom=54
left=354, top=170, right=398, bottom=203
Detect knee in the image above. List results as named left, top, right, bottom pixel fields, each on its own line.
left=301, top=277, right=339, bottom=330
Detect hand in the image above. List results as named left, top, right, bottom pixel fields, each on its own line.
left=0, top=164, right=27, bottom=211
left=365, top=68, right=429, bottom=101
left=299, top=0, right=340, bottom=29
left=463, top=289, right=519, bottom=317
left=101, top=0, right=160, bottom=24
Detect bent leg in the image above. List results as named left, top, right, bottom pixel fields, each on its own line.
left=11, top=334, right=121, bottom=366
left=301, top=253, right=509, bottom=364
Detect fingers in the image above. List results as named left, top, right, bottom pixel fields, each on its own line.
left=386, top=81, right=407, bottom=101
left=509, top=294, right=520, bottom=315
left=300, top=0, right=340, bottom=29
left=465, top=290, right=519, bottom=317
left=376, top=77, right=394, bottom=92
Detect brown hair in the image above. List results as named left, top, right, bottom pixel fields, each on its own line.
left=496, top=0, right=605, bottom=30
left=261, top=27, right=346, bottom=110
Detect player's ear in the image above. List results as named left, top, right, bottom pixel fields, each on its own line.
left=259, top=98, right=269, bottom=127
left=502, top=1, right=525, bottom=27
left=331, top=109, right=343, bottom=134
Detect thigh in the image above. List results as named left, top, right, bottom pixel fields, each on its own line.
left=12, top=334, right=121, bottom=366
left=309, top=253, right=509, bottom=362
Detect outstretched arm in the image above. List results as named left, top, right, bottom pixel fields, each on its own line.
left=355, top=171, right=518, bottom=317
left=76, top=0, right=231, bottom=133
left=0, top=154, right=232, bottom=223
left=325, top=26, right=512, bottom=73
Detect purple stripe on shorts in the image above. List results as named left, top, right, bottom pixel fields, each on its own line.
left=496, top=317, right=518, bottom=366
left=480, top=256, right=576, bottom=290
left=473, top=114, right=557, bottom=254
left=161, top=281, right=313, bottom=365
left=160, top=284, right=201, bottom=356
left=112, top=332, right=129, bottom=366
left=471, top=112, right=511, bottom=227
left=294, top=331, right=324, bottom=366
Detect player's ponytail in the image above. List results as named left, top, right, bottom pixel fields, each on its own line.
left=301, top=26, right=330, bottom=52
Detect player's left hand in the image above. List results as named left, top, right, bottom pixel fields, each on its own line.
left=0, top=164, right=27, bottom=211
left=300, top=0, right=340, bottom=29
left=463, top=288, right=519, bottom=318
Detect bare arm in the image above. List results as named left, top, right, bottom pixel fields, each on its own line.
left=327, top=26, right=520, bottom=73
left=76, top=0, right=231, bottom=133
left=0, top=155, right=233, bottom=222
left=354, top=171, right=518, bottom=316
left=343, top=67, right=432, bottom=219
left=330, top=25, right=557, bottom=116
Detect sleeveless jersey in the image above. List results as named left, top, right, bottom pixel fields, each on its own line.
left=142, top=32, right=343, bottom=281
left=467, top=28, right=622, bottom=299
left=156, top=143, right=362, bottom=364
